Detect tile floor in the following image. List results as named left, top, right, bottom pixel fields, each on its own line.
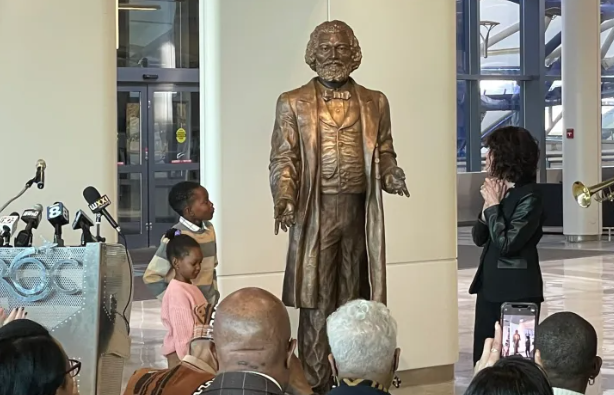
left=123, top=232, right=614, bottom=395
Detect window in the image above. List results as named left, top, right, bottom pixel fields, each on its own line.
left=457, top=0, right=528, bottom=172
left=117, top=0, right=199, bottom=68
left=479, top=0, right=520, bottom=75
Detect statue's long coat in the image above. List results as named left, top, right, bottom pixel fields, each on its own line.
left=269, top=78, right=398, bottom=308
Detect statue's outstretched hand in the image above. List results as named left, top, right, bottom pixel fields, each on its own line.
left=274, top=200, right=296, bottom=235
left=383, top=167, right=410, bottom=197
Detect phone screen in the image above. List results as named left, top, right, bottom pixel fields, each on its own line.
left=500, top=303, right=537, bottom=359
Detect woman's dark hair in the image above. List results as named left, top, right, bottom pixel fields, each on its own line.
left=485, top=126, right=540, bottom=184
left=0, top=319, right=69, bottom=395
left=165, top=228, right=201, bottom=263
left=466, top=357, right=553, bottom=395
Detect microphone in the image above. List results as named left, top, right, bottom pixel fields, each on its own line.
left=35, top=159, right=46, bottom=190
left=0, top=160, right=46, bottom=215
left=14, top=204, right=43, bottom=247
left=83, top=186, right=121, bottom=234
left=72, top=210, right=96, bottom=246
left=0, top=212, right=20, bottom=247
left=47, top=202, right=69, bottom=247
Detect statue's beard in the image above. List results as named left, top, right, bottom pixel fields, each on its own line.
left=316, top=61, right=352, bottom=82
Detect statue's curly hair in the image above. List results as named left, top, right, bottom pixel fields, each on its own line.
left=485, top=126, right=540, bottom=184
left=305, top=20, right=362, bottom=72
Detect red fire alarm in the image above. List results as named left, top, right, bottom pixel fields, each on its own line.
left=566, top=128, right=574, bottom=139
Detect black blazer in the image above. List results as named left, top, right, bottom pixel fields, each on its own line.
left=469, top=182, right=545, bottom=303
left=205, top=372, right=284, bottom=395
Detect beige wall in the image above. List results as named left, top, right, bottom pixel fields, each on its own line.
left=200, top=0, right=458, bottom=372
left=0, top=0, right=118, bottom=245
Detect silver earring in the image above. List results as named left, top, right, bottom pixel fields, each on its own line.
left=589, top=377, right=595, bottom=386
left=392, top=376, right=401, bottom=388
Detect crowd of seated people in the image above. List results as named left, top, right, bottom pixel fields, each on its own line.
left=0, top=291, right=603, bottom=395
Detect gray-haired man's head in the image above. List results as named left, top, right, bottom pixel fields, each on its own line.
left=326, top=300, right=400, bottom=388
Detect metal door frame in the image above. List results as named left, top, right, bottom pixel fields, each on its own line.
left=117, top=86, right=149, bottom=248
left=117, top=84, right=199, bottom=248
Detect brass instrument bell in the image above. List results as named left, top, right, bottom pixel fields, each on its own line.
left=572, top=178, right=614, bottom=208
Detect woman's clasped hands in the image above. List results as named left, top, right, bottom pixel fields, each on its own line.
left=480, top=178, right=508, bottom=209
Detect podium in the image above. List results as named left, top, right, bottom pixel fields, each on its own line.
left=0, top=243, right=133, bottom=395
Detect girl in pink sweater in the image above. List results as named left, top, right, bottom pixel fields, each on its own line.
left=160, top=228, right=208, bottom=367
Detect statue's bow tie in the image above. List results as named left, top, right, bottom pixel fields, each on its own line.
left=322, top=90, right=351, bottom=101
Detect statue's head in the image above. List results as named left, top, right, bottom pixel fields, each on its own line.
left=305, top=20, right=362, bottom=83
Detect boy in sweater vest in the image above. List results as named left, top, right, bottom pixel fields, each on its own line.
left=143, top=182, right=219, bottom=306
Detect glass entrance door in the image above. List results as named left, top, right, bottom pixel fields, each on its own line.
left=147, top=87, right=200, bottom=244
left=118, top=87, right=148, bottom=248
left=117, top=85, right=200, bottom=249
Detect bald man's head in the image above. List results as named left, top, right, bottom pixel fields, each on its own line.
left=214, top=288, right=295, bottom=387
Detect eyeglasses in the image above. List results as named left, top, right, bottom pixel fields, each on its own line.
left=66, top=359, right=81, bottom=377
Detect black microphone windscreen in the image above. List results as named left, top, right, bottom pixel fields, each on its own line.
left=83, top=186, right=102, bottom=205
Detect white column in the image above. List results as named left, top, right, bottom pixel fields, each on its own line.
left=0, top=0, right=118, bottom=244
left=330, top=0, right=458, bottom=376
left=200, top=0, right=458, bottom=380
left=199, top=0, right=328, bottom=332
left=200, top=0, right=224, bottom=262
left=562, top=0, right=602, bottom=242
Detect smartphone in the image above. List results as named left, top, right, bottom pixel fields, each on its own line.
left=500, top=302, right=538, bottom=359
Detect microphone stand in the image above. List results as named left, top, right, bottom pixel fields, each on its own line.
left=14, top=229, right=33, bottom=248
left=53, top=226, right=65, bottom=247
left=95, top=213, right=106, bottom=243
left=80, top=228, right=96, bottom=246
left=0, top=177, right=36, bottom=215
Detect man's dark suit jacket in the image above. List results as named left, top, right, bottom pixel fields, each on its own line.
left=469, top=182, right=545, bottom=303
left=205, top=371, right=284, bottom=395
left=327, top=380, right=389, bottom=395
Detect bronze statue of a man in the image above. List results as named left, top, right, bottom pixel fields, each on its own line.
left=269, top=20, right=409, bottom=393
